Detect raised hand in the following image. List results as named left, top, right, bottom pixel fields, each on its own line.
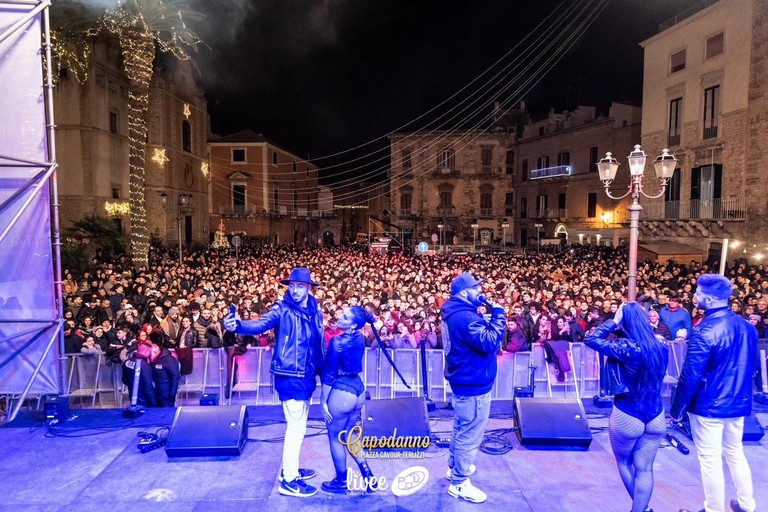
left=223, top=304, right=240, bottom=332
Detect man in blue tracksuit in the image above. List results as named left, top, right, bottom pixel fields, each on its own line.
left=224, top=268, right=325, bottom=498
left=441, top=272, right=506, bottom=504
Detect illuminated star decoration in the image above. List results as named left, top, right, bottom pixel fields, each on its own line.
left=183, top=103, right=191, bottom=119
left=201, top=161, right=209, bottom=178
left=151, top=147, right=169, bottom=165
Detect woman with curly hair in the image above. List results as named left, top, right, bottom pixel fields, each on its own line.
left=584, top=302, right=668, bottom=512
left=320, top=305, right=375, bottom=494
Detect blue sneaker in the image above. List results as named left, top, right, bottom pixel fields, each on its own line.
left=279, top=478, right=318, bottom=497
left=280, top=468, right=316, bottom=482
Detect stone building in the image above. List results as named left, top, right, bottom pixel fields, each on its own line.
left=388, top=129, right=517, bottom=250
left=207, top=130, right=320, bottom=246
left=639, top=0, right=767, bottom=260
left=54, top=35, right=209, bottom=246
left=513, top=103, right=641, bottom=248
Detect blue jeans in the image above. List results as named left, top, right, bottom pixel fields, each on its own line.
left=448, top=391, right=491, bottom=485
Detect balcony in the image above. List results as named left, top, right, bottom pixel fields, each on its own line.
left=530, top=165, right=572, bottom=180
left=479, top=207, right=505, bottom=218
left=431, top=167, right=461, bottom=177
left=703, top=125, right=719, bottom=139
left=642, top=198, right=747, bottom=221
left=529, top=209, right=568, bottom=219
left=219, top=205, right=261, bottom=216
left=399, top=208, right=412, bottom=217
left=436, top=206, right=456, bottom=217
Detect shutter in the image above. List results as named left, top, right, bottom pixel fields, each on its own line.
left=690, top=167, right=701, bottom=200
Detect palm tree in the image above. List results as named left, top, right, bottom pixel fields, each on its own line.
left=51, top=0, right=204, bottom=266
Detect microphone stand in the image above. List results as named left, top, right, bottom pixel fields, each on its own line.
left=123, top=355, right=146, bottom=418
left=593, top=351, right=613, bottom=408
left=420, top=337, right=435, bottom=412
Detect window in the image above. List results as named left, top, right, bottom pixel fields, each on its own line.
left=505, top=150, right=515, bottom=175
left=557, top=152, right=570, bottom=167
left=400, top=189, right=412, bottom=215
left=521, top=159, right=529, bottom=181
left=691, top=165, right=723, bottom=219
left=538, top=127, right=545, bottom=136
left=232, top=184, right=246, bottom=213
left=112, top=186, right=120, bottom=199
left=438, top=148, right=455, bottom=173
left=402, top=149, right=412, bottom=174
left=293, top=161, right=297, bottom=173
left=669, top=97, right=682, bottom=146
left=520, top=197, right=527, bottom=218
left=589, top=147, right=599, bottom=172
left=109, top=112, right=118, bottom=134
left=536, top=194, right=548, bottom=215
left=273, top=185, right=279, bottom=212
left=438, top=184, right=454, bottom=209
left=182, top=120, right=191, bottom=153
left=558, top=192, right=566, bottom=212
left=439, top=190, right=453, bottom=208
left=479, top=185, right=494, bottom=216
left=665, top=168, right=681, bottom=219
left=536, top=156, right=549, bottom=169
left=481, top=146, right=493, bottom=174
left=505, top=192, right=514, bottom=215
left=272, top=151, right=278, bottom=165
left=703, top=85, right=719, bottom=139
left=670, top=49, right=686, bottom=73
left=587, top=193, right=597, bottom=218
left=232, top=148, right=246, bottom=163
left=294, top=190, right=298, bottom=213
left=706, top=32, right=724, bottom=59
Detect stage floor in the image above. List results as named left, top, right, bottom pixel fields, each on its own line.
left=1, top=400, right=766, bottom=512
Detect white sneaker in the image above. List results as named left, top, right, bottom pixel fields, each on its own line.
left=445, top=464, right=476, bottom=479
left=448, top=478, right=487, bottom=503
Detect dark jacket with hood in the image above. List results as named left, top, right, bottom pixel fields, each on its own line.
left=441, top=296, right=506, bottom=396
left=152, top=348, right=181, bottom=407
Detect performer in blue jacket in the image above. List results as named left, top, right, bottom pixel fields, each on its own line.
left=584, top=302, right=668, bottom=512
left=673, top=273, right=756, bottom=512
left=224, top=267, right=325, bottom=498
left=441, top=272, right=506, bottom=504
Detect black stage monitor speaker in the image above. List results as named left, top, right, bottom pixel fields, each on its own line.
left=514, top=397, right=592, bottom=448
left=743, top=414, right=765, bottom=442
left=165, top=405, right=248, bottom=457
left=363, top=398, right=431, bottom=450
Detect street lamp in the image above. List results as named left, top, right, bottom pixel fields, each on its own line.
left=501, top=218, right=509, bottom=248
left=598, top=144, right=677, bottom=301
left=471, top=219, right=479, bottom=251
left=437, top=221, right=444, bottom=253
left=161, top=191, right=194, bottom=265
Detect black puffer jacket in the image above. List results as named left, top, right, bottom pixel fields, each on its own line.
left=670, top=307, right=757, bottom=419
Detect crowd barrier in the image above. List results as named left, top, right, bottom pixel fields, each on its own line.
left=43, top=339, right=718, bottom=410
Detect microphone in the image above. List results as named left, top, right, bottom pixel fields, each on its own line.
left=665, top=432, right=689, bottom=455
left=478, top=295, right=490, bottom=305
left=229, top=304, right=237, bottom=317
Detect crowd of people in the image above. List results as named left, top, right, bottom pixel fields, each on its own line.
left=60, top=244, right=768, bottom=362
left=52, top=243, right=762, bottom=510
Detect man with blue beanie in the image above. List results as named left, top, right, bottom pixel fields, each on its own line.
left=441, top=272, right=506, bottom=503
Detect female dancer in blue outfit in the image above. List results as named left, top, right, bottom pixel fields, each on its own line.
left=584, top=302, right=668, bottom=512
left=320, top=305, right=375, bottom=493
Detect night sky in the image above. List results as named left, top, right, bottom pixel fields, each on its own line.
left=194, top=0, right=704, bottom=184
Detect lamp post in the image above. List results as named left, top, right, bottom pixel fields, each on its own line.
left=161, top=191, right=194, bottom=266
left=598, top=144, right=677, bottom=301
left=471, top=219, right=479, bottom=251
left=501, top=218, right=509, bottom=248
left=437, top=221, right=444, bottom=253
